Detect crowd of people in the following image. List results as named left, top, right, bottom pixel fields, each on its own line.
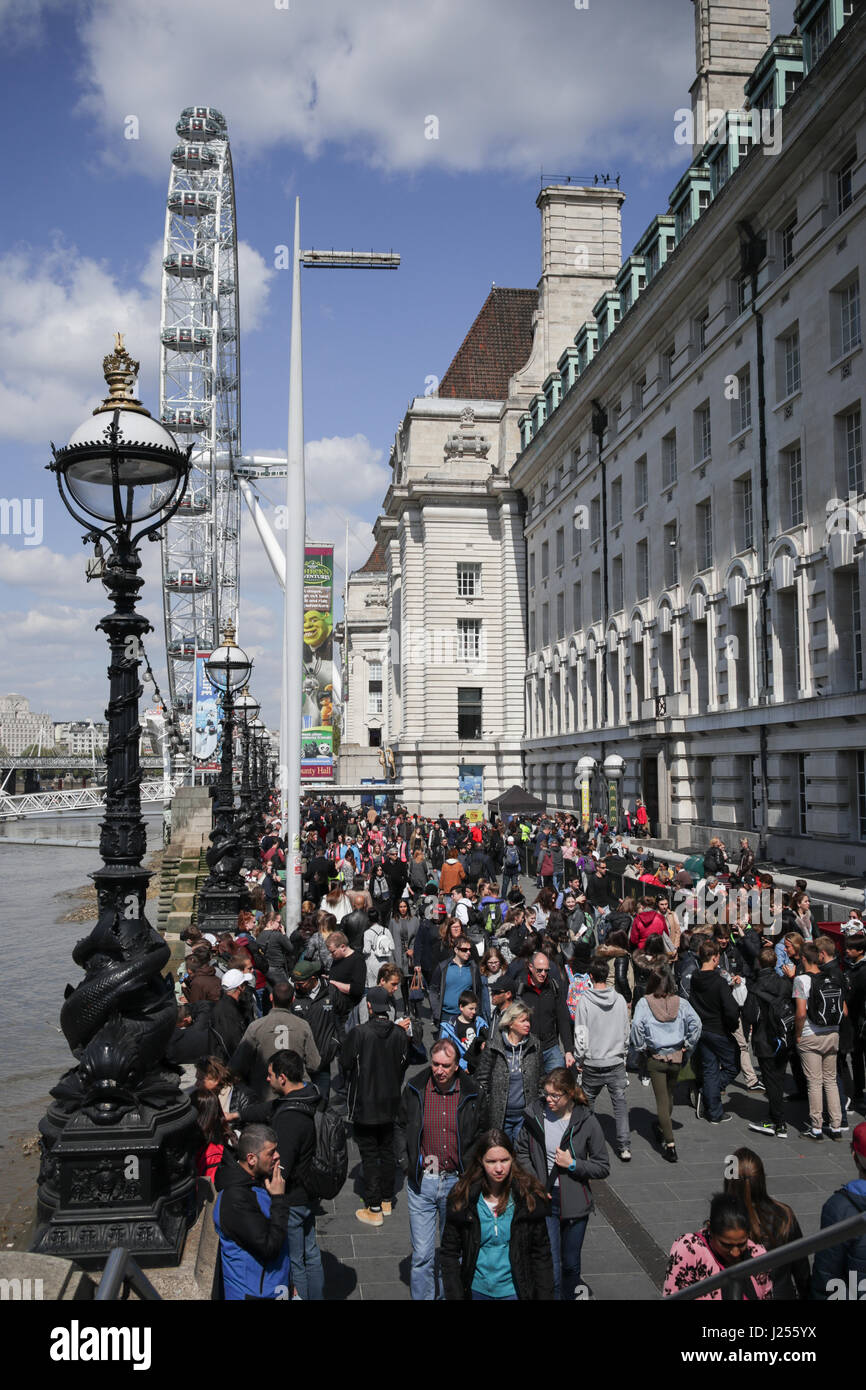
left=168, top=797, right=866, bottom=1301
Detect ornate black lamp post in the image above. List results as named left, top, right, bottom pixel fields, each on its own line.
left=33, top=337, right=197, bottom=1267
left=252, top=719, right=268, bottom=820
left=235, top=686, right=261, bottom=870
left=196, top=623, right=251, bottom=935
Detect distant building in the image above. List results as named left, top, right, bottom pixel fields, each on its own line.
left=0, top=694, right=54, bottom=756
left=53, top=722, right=109, bottom=756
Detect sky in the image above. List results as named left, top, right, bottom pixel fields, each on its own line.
left=0, top=0, right=796, bottom=730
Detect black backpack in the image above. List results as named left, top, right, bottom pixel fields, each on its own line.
left=767, top=994, right=797, bottom=1052
left=806, top=968, right=844, bottom=1030
left=303, top=1109, right=348, bottom=1200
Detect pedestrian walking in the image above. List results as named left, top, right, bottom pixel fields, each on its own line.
left=341, top=986, right=411, bottom=1226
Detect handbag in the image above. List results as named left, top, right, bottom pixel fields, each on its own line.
left=409, top=967, right=425, bottom=1003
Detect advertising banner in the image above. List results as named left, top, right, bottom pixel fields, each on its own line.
left=301, top=544, right=335, bottom=780
left=458, top=764, right=484, bottom=822
left=193, top=651, right=221, bottom=768
left=580, top=780, right=590, bottom=829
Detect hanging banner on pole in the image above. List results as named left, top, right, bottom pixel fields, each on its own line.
left=193, top=651, right=221, bottom=769
left=458, top=764, right=484, bottom=823
left=301, top=544, right=335, bottom=780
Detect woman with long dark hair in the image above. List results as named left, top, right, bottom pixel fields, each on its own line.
left=723, top=1148, right=810, bottom=1299
left=390, top=895, right=419, bottom=1013
left=664, top=1192, right=773, bottom=1300
left=192, top=1089, right=235, bottom=1181
left=440, top=1129, right=554, bottom=1301
left=517, top=1067, right=609, bottom=1299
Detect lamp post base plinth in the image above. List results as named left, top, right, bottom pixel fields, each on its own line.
left=32, top=1093, right=197, bottom=1270
left=196, top=881, right=245, bottom=937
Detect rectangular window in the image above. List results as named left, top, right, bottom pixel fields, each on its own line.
left=661, top=342, right=676, bottom=386
left=611, top=477, right=622, bottom=527
left=810, top=3, right=832, bottom=65
left=591, top=569, right=602, bottom=623
left=556, top=591, right=565, bottom=639
left=635, top=456, right=648, bottom=509
left=664, top=521, right=679, bottom=587
left=736, top=274, right=751, bottom=317
left=787, top=444, right=804, bottom=527
left=780, top=215, right=797, bottom=269
left=541, top=603, right=550, bottom=646
left=636, top=539, right=649, bottom=600
left=697, top=310, right=709, bottom=353
left=840, top=278, right=862, bottom=356
left=368, top=727, right=382, bottom=747
left=695, top=403, right=712, bottom=462
left=529, top=551, right=536, bottom=588
left=590, top=497, right=601, bottom=543
left=698, top=188, right=710, bottom=214
left=367, top=661, right=383, bottom=715
left=633, top=375, right=646, bottom=413
left=662, top=431, right=677, bottom=489
left=785, top=69, right=801, bottom=100
left=697, top=500, right=713, bottom=571
left=529, top=609, right=536, bottom=651
left=572, top=513, right=583, bottom=558
left=854, top=570, right=863, bottom=689
left=541, top=540, right=549, bottom=578
left=845, top=407, right=863, bottom=493
left=555, top=527, right=565, bottom=569
left=783, top=332, right=800, bottom=400
left=457, top=687, right=482, bottom=740
left=612, top=556, right=623, bottom=612
left=735, top=367, right=752, bottom=433
left=572, top=581, right=582, bottom=631
left=857, top=751, right=866, bottom=839
left=735, top=474, right=754, bottom=551
left=457, top=618, right=481, bottom=662
left=457, top=561, right=481, bottom=597
left=797, top=753, right=808, bottom=835
left=836, top=151, right=855, bottom=215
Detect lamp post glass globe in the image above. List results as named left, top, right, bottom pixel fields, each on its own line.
left=235, top=687, right=260, bottom=726
left=205, top=622, right=251, bottom=692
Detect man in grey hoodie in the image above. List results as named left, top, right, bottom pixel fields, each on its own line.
left=573, top=958, right=632, bottom=1160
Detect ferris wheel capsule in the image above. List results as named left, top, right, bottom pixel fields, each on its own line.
left=176, top=107, right=226, bottom=141
left=164, top=250, right=211, bottom=279
left=161, top=326, right=212, bottom=352
left=171, top=142, right=218, bottom=171
left=167, top=190, right=217, bottom=218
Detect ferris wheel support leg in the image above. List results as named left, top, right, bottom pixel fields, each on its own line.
left=238, top=479, right=286, bottom=588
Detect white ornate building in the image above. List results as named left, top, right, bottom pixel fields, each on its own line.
left=0, top=694, right=54, bottom=756
left=516, top=0, right=866, bottom=873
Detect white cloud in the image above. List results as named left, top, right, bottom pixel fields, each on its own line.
left=73, top=0, right=702, bottom=176
left=0, top=235, right=272, bottom=444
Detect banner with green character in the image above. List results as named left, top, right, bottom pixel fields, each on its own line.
left=301, top=544, right=335, bottom=779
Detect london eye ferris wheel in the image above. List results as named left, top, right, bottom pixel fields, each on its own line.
left=159, top=106, right=241, bottom=720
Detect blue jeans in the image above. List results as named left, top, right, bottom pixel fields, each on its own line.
left=286, top=1204, right=324, bottom=1301
left=501, top=872, right=519, bottom=898
left=581, top=1062, right=630, bottom=1150
left=698, top=1031, right=739, bottom=1122
left=503, top=1113, right=525, bottom=1144
left=542, top=1044, right=566, bottom=1073
left=547, top=1185, right=588, bottom=1299
left=309, top=1065, right=331, bottom=1111
left=407, top=1170, right=459, bottom=1300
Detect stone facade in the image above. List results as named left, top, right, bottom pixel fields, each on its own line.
left=516, top=2, right=866, bottom=873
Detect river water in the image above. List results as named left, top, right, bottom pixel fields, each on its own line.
left=0, top=810, right=164, bottom=1151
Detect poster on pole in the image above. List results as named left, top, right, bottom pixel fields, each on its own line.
left=458, top=764, right=484, bottom=822
left=301, top=544, right=335, bottom=780
left=193, top=651, right=221, bottom=768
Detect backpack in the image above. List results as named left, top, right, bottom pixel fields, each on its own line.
left=483, top=900, right=504, bottom=935
left=372, top=930, right=393, bottom=958
left=564, top=963, right=591, bottom=1022
left=505, top=845, right=520, bottom=870
left=806, top=970, right=844, bottom=1029
left=303, top=1109, right=348, bottom=1200
left=767, top=994, right=797, bottom=1053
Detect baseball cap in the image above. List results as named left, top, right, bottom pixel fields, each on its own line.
left=221, top=969, right=249, bottom=991
left=853, top=1122, right=866, bottom=1158
left=367, top=986, right=391, bottom=1016
left=490, top=978, right=512, bottom=996
left=203, top=933, right=217, bottom=946
left=292, top=960, right=322, bottom=980
left=507, top=836, right=515, bottom=844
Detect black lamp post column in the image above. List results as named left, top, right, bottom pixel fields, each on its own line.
left=33, top=337, right=197, bottom=1268
left=197, top=685, right=246, bottom=934
left=238, top=718, right=260, bottom=871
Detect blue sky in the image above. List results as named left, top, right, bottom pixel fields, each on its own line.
left=0, top=0, right=796, bottom=728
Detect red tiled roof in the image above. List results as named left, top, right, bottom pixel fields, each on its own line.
left=355, top=542, right=386, bottom=574
left=437, top=287, right=537, bottom=401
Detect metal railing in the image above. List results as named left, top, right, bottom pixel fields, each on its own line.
left=666, top=1208, right=866, bottom=1299
left=94, top=1248, right=162, bottom=1301
left=0, top=777, right=183, bottom=820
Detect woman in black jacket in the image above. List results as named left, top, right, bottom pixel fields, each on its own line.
left=724, top=1148, right=810, bottom=1299
left=440, top=1129, right=554, bottom=1300
left=517, top=1067, right=610, bottom=1299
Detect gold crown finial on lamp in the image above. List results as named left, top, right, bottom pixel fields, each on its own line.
left=93, top=333, right=151, bottom=417
left=222, top=620, right=237, bottom=646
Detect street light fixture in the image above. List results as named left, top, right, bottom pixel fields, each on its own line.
left=197, top=623, right=252, bottom=934
left=34, top=336, right=196, bottom=1267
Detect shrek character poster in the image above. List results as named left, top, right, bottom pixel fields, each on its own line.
left=302, top=544, right=335, bottom=778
